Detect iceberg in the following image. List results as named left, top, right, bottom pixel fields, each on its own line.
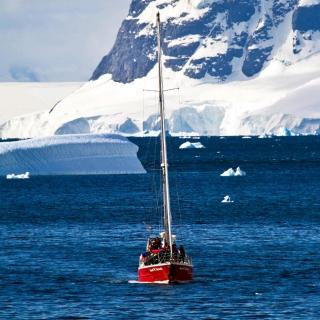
left=275, top=127, right=296, bottom=137
left=221, top=195, right=234, bottom=203
left=220, top=167, right=246, bottom=177
left=179, top=141, right=205, bottom=149
left=0, top=134, right=146, bottom=175
left=235, top=167, right=246, bottom=176
left=258, top=128, right=296, bottom=138
left=258, top=133, right=273, bottom=139
left=220, top=168, right=236, bottom=177
left=6, top=172, right=30, bottom=180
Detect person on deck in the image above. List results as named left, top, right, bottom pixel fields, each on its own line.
left=179, top=245, right=185, bottom=262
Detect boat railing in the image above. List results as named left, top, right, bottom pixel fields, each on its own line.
left=140, top=251, right=192, bottom=267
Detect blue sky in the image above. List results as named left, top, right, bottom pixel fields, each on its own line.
left=0, top=0, right=131, bottom=82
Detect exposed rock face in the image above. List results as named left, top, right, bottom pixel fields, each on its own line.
left=91, top=0, right=320, bottom=84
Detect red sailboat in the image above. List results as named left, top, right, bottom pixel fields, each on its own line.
left=138, top=13, right=193, bottom=284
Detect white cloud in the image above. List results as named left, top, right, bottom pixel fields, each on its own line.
left=0, top=0, right=131, bottom=81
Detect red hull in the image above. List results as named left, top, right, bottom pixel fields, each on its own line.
left=138, top=262, right=193, bottom=283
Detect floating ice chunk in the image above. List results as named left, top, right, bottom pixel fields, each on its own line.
left=235, top=167, right=246, bottom=176
left=258, top=133, right=273, bottom=138
left=275, top=127, right=296, bottom=136
left=220, top=168, right=236, bottom=176
left=221, top=195, right=234, bottom=203
left=0, top=134, right=145, bottom=175
left=179, top=141, right=205, bottom=149
left=242, top=136, right=252, bottom=139
left=6, top=172, right=30, bottom=179
left=221, top=167, right=246, bottom=177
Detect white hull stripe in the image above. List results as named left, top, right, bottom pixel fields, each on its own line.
left=138, top=262, right=193, bottom=270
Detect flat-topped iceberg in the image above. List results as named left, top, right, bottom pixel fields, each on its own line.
left=0, top=134, right=145, bottom=175
left=179, top=141, right=205, bottom=149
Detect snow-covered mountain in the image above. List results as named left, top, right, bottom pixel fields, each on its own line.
left=1, top=0, right=320, bottom=138
left=93, top=0, right=319, bottom=83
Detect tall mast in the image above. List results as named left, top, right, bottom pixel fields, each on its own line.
left=156, top=12, right=173, bottom=258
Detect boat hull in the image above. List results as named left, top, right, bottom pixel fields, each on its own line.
left=138, top=262, right=192, bottom=284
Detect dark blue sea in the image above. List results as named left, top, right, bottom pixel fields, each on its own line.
left=1, top=136, right=320, bottom=319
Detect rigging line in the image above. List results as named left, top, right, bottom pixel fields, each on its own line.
left=154, top=136, right=162, bottom=235
left=153, top=139, right=160, bottom=224
left=146, top=137, right=154, bottom=234
left=177, top=88, right=183, bottom=230
left=150, top=131, right=160, bottom=233
left=150, top=91, right=162, bottom=235
left=142, top=92, right=157, bottom=235
left=142, top=89, right=145, bottom=132
left=140, top=90, right=149, bottom=231
left=154, top=87, right=162, bottom=234
left=143, top=88, right=179, bottom=93
left=141, top=95, right=154, bottom=235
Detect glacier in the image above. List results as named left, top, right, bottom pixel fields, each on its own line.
left=0, top=0, right=320, bottom=138
left=0, top=134, right=146, bottom=175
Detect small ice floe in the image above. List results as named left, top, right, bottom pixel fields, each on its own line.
left=179, top=141, right=205, bottom=149
left=220, top=167, right=246, bottom=177
left=242, top=136, right=252, bottom=139
left=221, top=195, right=234, bottom=203
left=258, top=133, right=273, bottom=139
left=6, top=172, right=30, bottom=180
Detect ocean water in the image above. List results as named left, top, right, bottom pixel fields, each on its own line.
left=1, top=136, right=320, bottom=319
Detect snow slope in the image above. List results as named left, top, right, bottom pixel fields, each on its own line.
left=2, top=51, right=319, bottom=138
left=0, top=82, right=82, bottom=125
left=0, top=134, right=145, bottom=175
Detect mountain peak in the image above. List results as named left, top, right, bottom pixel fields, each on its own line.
left=91, top=0, right=320, bottom=83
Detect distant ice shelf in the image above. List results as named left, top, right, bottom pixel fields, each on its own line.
left=0, top=134, right=146, bottom=175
